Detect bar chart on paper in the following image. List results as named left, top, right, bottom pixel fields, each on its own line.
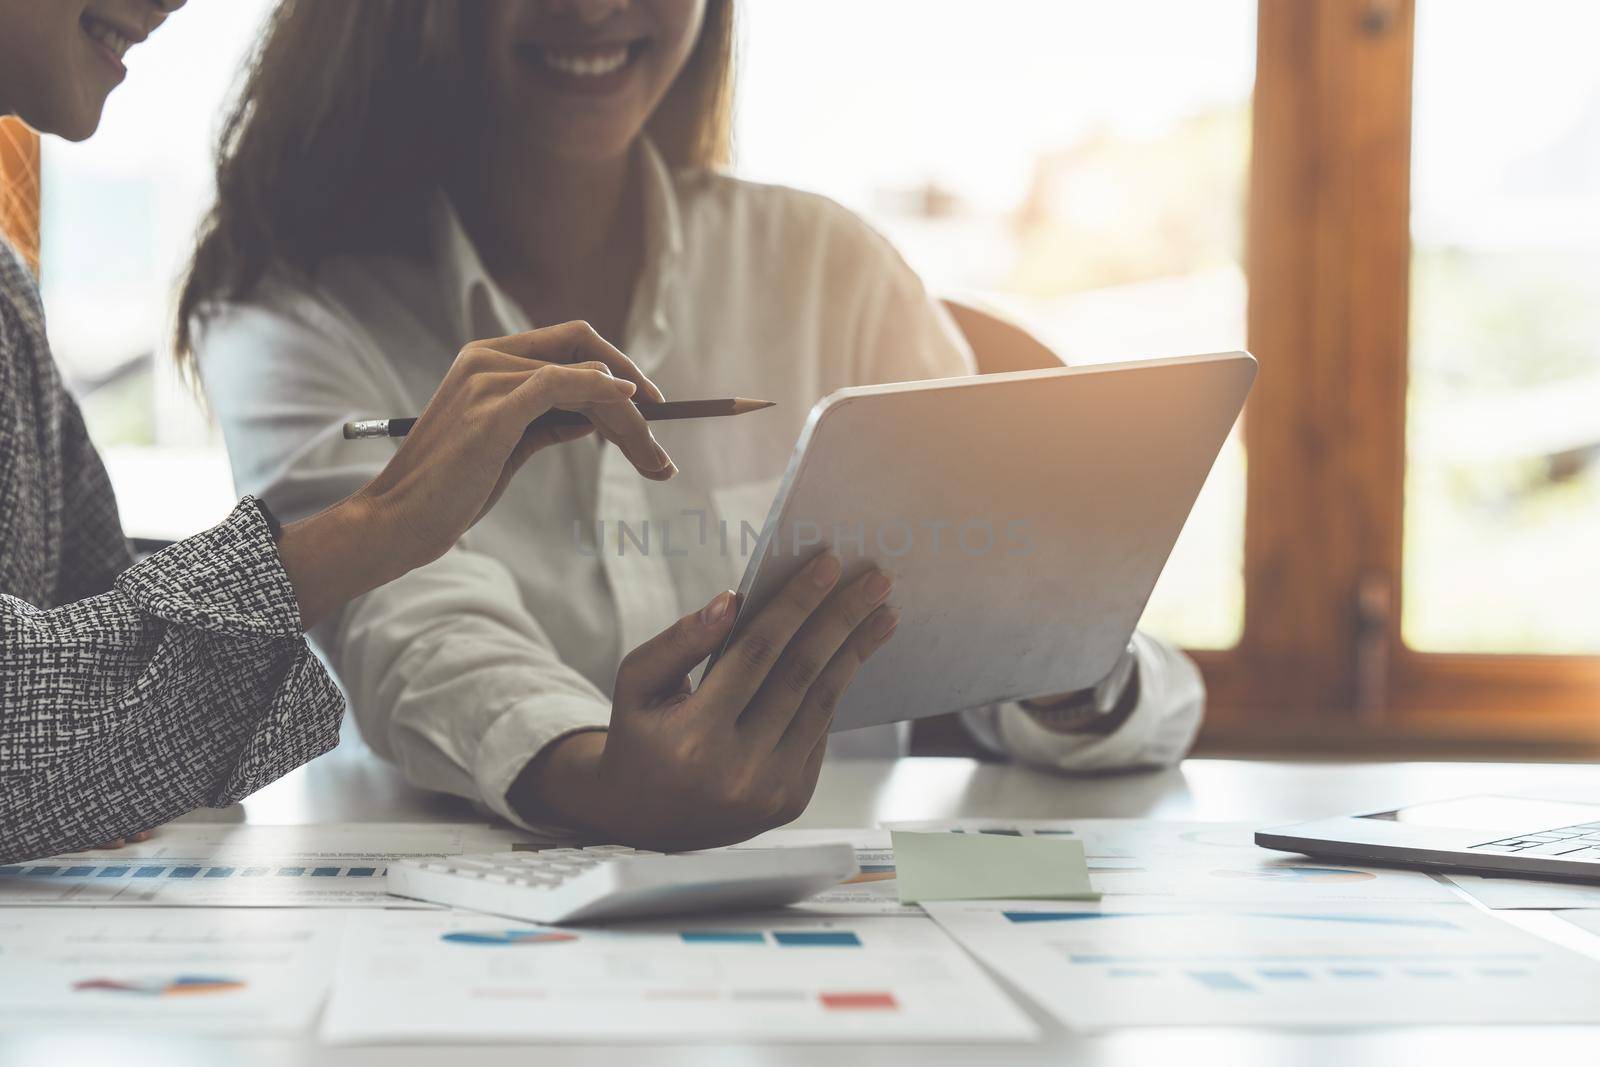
left=0, top=824, right=524, bottom=907
left=922, top=899, right=1600, bottom=1028
left=320, top=911, right=1038, bottom=1043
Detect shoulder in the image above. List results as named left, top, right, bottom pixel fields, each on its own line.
left=190, top=253, right=438, bottom=381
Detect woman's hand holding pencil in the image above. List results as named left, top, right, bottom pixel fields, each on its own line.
left=339, top=321, right=674, bottom=578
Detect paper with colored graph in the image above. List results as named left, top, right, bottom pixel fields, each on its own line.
left=320, top=910, right=1038, bottom=1043
left=923, top=898, right=1600, bottom=1028
left=0, top=908, right=344, bottom=1034
left=0, top=823, right=525, bottom=908
left=885, top=819, right=1458, bottom=903
left=890, top=830, right=1098, bottom=903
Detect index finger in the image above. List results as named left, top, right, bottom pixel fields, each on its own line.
left=488, top=321, right=666, bottom=403
left=698, top=552, right=843, bottom=719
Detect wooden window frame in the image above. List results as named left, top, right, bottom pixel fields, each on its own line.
left=1197, top=0, right=1600, bottom=759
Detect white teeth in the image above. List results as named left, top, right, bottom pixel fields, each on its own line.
left=84, top=17, right=133, bottom=60
left=541, top=47, right=630, bottom=77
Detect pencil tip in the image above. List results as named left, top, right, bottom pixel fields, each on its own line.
left=739, top=398, right=777, bottom=412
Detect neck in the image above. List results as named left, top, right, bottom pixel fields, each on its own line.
left=451, top=140, right=638, bottom=287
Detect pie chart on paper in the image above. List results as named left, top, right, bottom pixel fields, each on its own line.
left=72, top=975, right=246, bottom=997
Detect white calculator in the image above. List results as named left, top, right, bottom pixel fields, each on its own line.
left=386, top=843, right=858, bottom=924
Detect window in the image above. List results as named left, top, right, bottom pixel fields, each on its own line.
left=736, top=0, right=1256, bottom=650
left=1404, top=0, right=1600, bottom=656
left=38, top=0, right=274, bottom=542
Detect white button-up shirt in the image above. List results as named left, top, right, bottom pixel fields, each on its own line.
left=197, top=141, right=1204, bottom=830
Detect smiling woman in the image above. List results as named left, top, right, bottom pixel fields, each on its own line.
left=0, top=0, right=718, bottom=864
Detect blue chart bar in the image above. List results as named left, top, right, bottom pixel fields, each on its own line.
left=311, top=867, right=340, bottom=877
left=681, top=932, right=766, bottom=945
left=348, top=868, right=377, bottom=877
left=97, top=867, right=128, bottom=878
left=134, top=866, right=163, bottom=878
left=277, top=868, right=306, bottom=877
left=24, top=866, right=60, bottom=877
left=171, top=867, right=201, bottom=878
left=773, top=931, right=862, bottom=947
left=205, top=867, right=234, bottom=878
left=1190, top=970, right=1256, bottom=993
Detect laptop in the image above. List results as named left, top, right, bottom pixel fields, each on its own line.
left=1257, top=794, right=1600, bottom=881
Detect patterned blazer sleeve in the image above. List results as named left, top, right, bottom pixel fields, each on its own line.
left=0, top=501, right=345, bottom=865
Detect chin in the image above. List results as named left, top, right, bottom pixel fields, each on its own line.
left=54, top=109, right=106, bottom=142
left=27, top=90, right=108, bottom=142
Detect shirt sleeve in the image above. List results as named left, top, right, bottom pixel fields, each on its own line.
left=195, top=291, right=612, bottom=833
left=959, top=632, right=1204, bottom=771
left=0, top=500, right=345, bottom=865
left=848, top=215, right=1205, bottom=771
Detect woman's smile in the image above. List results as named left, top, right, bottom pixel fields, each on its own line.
left=79, top=8, right=145, bottom=80
left=516, top=38, right=652, bottom=96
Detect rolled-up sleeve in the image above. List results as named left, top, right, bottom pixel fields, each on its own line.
left=959, top=632, right=1204, bottom=771
left=0, top=501, right=344, bottom=864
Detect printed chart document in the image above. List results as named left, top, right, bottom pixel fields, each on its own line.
left=923, top=898, right=1600, bottom=1029
left=732, top=829, right=915, bottom=915
left=321, top=910, right=1038, bottom=1043
left=1447, top=872, right=1600, bottom=909
left=0, top=823, right=523, bottom=908
left=0, top=908, right=343, bottom=1035
left=886, top=819, right=1457, bottom=903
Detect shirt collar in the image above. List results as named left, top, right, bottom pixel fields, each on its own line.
left=429, top=137, right=685, bottom=347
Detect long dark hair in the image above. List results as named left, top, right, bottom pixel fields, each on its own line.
left=175, top=0, right=736, bottom=375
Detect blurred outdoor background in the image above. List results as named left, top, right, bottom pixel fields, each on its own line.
left=17, top=0, right=1599, bottom=751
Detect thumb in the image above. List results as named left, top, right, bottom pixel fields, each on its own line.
left=614, top=591, right=737, bottom=710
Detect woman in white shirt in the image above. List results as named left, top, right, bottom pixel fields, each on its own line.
left=184, top=0, right=1205, bottom=840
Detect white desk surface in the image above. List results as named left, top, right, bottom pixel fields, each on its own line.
left=4, top=736, right=1599, bottom=1066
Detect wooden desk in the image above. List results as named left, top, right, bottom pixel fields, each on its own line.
left=5, top=740, right=1599, bottom=1065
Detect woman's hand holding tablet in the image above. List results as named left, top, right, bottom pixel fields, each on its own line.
left=512, top=555, right=901, bottom=851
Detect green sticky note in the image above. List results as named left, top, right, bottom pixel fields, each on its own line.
left=891, top=831, right=1101, bottom=904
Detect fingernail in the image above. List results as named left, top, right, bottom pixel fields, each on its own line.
left=700, top=590, right=734, bottom=624
left=615, top=378, right=637, bottom=395
left=810, top=553, right=842, bottom=587
left=872, top=607, right=901, bottom=639
left=864, top=570, right=892, bottom=604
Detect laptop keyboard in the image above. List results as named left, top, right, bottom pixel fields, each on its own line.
left=1471, top=821, right=1600, bottom=858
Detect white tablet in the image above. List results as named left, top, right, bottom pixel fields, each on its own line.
left=720, top=351, right=1257, bottom=734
